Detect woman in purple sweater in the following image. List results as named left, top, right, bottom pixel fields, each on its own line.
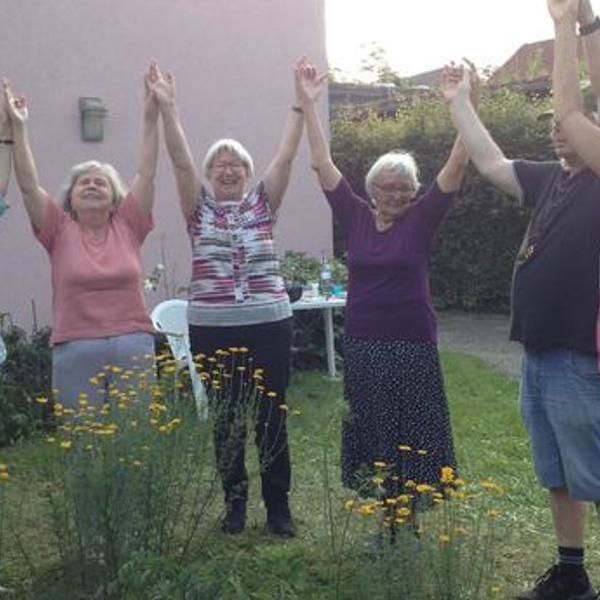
left=296, top=60, right=475, bottom=501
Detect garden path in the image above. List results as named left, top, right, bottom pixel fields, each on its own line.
left=437, top=310, right=522, bottom=379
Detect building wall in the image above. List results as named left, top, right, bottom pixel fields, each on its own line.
left=0, top=0, right=330, bottom=330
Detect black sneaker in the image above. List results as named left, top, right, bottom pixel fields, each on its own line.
left=266, top=503, right=296, bottom=538
left=221, top=499, right=246, bottom=535
left=517, top=565, right=597, bottom=600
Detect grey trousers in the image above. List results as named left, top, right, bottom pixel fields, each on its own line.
left=52, top=332, right=155, bottom=408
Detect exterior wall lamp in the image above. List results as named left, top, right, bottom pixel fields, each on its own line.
left=78, top=97, right=108, bottom=142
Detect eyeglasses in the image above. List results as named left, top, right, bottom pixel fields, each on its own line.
left=372, top=183, right=416, bottom=199
left=212, top=161, right=245, bottom=173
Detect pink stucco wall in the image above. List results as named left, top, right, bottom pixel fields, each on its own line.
left=0, top=0, right=330, bottom=331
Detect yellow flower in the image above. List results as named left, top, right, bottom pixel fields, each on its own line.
left=398, top=445, right=412, bottom=452
left=385, top=498, right=398, bottom=506
left=60, top=440, right=73, bottom=451
left=358, top=504, right=376, bottom=516
left=416, top=449, right=428, bottom=456
left=158, top=425, right=168, bottom=433
left=416, top=484, right=435, bottom=494
left=89, top=377, right=100, bottom=386
left=344, top=500, right=355, bottom=511
left=35, top=397, right=49, bottom=404
left=132, top=460, right=143, bottom=468
left=46, top=437, right=56, bottom=444
left=278, top=404, right=289, bottom=411
left=0, top=464, right=7, bottom=473
left=0, top=472, right=9, bottom=482
left=371, top=476, right=385, bottom=486
left=481, top=480, right=505, bottom=495
left=398, top=494, right=411, bottom=505
left=292, top=409, right=302, bottom=416
left=441, top=466, right=455, bottom=484
left=111, top=366, right=123, bottom=374
left=404, top=480, right=416, bottom=489
left=438, top=534, right=451, bottom=544
left=396, top=507, right=411, bottom=518
left=373, top=461, right=387, bottom=468
left=487, top=509, right=502, bottom=520
left=490, top=585, right=501, bottom=594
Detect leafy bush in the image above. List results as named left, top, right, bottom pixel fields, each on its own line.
left=331, top=88, right=554, bottom=311
left=0, top=320, right=52, bottom=445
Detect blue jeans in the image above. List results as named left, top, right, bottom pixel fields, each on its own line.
left=520, top=348, right=600, bottom=501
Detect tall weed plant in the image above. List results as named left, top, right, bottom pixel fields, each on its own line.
left=318, top=453, right=505, bottom=599
left=26, top=348, right=273, bottom=596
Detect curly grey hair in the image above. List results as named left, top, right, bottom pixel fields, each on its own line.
left=365, top=151, right=420, bottom=200
left=59, top=160, right=128, bottom=215
left=202, top=138, right=254, bottom=179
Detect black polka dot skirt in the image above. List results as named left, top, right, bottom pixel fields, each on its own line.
left=341, top=336, right=456, bottom=493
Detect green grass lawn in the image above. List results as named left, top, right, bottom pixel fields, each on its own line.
left=1, top=351, right=599, bottom=599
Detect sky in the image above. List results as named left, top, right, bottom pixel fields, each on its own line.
left=325, top=0, right=563, bottom=81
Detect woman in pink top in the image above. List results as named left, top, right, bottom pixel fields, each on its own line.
left=3, top=66, right=159, bottom=408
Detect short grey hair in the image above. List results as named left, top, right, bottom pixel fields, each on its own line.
left=365, top=151, right=420, bottom=199
left=59, top=160, right=128, bottom=215
left=202, top=138, right=254, bottom=178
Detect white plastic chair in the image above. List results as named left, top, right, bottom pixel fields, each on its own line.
left=151, top=299, right=208, bottom=420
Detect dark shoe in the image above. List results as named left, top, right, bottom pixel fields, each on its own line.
left=516, top=565, right=597, bottom=600
left=266, top=503, right=296, bottom=538
left=221, top=499, right=246, bottom=535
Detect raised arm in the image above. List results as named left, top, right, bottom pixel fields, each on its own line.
left=295, top=59, right=342, bottom=191
left=261, top=60, right=306, bottom=213
left=436, top=63, right=478, bottom=193
left=149, top=64, right=199, bottom=221
left=129, top=63, right=160, bottom=216
left=578, top=0, right=600, bottom=99
left=0, top=103, right=11, bottom=199
left=444, top=68, right=521, bottom=199
left=550, top=0, right=600, bottom=174
left=3, top=79, right=49, bottom=229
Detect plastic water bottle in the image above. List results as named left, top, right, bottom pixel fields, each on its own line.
left=319, top=255, right=332, bottom=299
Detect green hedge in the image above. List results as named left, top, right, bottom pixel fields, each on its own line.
left=331, top=89, right=555, bottom=311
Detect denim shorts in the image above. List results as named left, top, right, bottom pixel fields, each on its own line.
left=520, top=348, right=600, bottom=501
